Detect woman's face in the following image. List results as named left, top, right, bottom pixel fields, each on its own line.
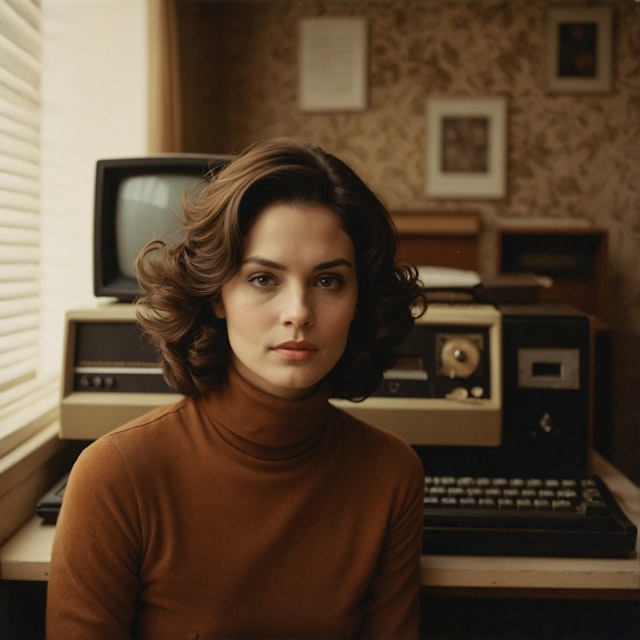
left=214, top=202, right=358, bottom=400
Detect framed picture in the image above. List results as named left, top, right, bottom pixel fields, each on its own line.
left=545, top=6, right=612, bottom=93
left=299, top=17, right=368, bottom=112
left=425, top=96, right=507, bottom=199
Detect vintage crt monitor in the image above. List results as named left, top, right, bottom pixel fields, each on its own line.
left=60, top=153, right=231, bottom=437
left=93, top=154, right=231, bottom=302
left=60, top=303, right=503, bottom=446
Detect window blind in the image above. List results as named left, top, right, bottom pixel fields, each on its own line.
left=0, top=0, right=57, bottom=456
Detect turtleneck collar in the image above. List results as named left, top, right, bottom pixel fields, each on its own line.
left=199, top=366, right=332, bottom=461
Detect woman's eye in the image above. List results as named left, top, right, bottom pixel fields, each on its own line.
left=316, top=274, right=345, bottom=290
left=248, top=273, right=276, bottom=288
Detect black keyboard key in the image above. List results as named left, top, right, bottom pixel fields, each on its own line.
left=552, top=499, right=575, bottom=512
left=534, top=499, right=552, bottom=510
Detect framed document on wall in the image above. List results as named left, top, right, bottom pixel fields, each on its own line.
left=298, top=17, right=368, bottom=112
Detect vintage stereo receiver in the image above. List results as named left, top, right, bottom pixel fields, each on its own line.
left=60, top=304, right=180, bottom=440
left=59, top=303, right=502, bottom=445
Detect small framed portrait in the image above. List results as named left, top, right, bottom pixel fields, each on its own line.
left=545, top=6, right=613, bottom=93
left=425, top=96, right=507, bottom=199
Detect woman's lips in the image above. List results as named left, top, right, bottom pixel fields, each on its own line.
left=273, top=341, right=318, bottom=361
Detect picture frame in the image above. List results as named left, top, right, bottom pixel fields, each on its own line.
left=298, top=17, right=368, bottom=112
left=545, top=6, right=612, bottom=94
left=425, top=96, right=507, bottom=199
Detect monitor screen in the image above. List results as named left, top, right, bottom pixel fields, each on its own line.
left=115, top=173, right=194, bottom=280
left=94, top=155, right=231, bottom=301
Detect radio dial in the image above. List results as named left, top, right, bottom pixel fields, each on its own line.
left=440, top=337, right=481, bottom=378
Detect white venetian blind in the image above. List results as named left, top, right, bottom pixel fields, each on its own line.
left=0, top=0, right=57, bottom=456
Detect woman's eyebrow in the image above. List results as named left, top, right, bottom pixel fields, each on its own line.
left=242, top=257, right=285, bottom=270
left=242, top=257, right=354, bottom=271
left=314, top=258, right=354, bottom=271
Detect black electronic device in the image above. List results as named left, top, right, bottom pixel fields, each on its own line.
left=498, top=303, right=592, bottom=478
left=93, top=154, right=231, bottom=302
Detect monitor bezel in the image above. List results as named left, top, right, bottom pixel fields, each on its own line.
left=93, top=154, right=231, bottom=302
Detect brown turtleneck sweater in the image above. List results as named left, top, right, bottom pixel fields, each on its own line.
left=47, top=368, right=425, bottom=639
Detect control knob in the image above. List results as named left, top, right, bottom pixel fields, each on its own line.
left=440, top=337, right=481, bottom=378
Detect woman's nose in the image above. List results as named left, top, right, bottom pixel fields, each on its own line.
left=282, top=286, right=314, bottom=327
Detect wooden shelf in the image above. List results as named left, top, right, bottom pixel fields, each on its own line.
left=393, top=210, right=480, bottom=271
left=496, top=226, right=608, bottom=319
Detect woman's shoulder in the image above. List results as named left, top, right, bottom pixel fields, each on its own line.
left=76, top=395, right=196, bottom=466
left=329, top=403, right=424, bottom=473
left=66, top=395, right=201, bottom=498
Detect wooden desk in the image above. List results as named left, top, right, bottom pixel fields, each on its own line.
left=2, top=454, right=639, bottom=598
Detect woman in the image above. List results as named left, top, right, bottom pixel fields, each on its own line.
left=47, top=138, right=427, bottom=639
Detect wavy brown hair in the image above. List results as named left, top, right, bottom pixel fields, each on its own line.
left=136, top=138, right=426, bottom=400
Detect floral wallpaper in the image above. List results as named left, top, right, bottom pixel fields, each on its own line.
left=177, top=0, right=640, bottom=482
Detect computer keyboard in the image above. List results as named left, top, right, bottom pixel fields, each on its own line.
left=423, top=474, right=638, bottom=558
